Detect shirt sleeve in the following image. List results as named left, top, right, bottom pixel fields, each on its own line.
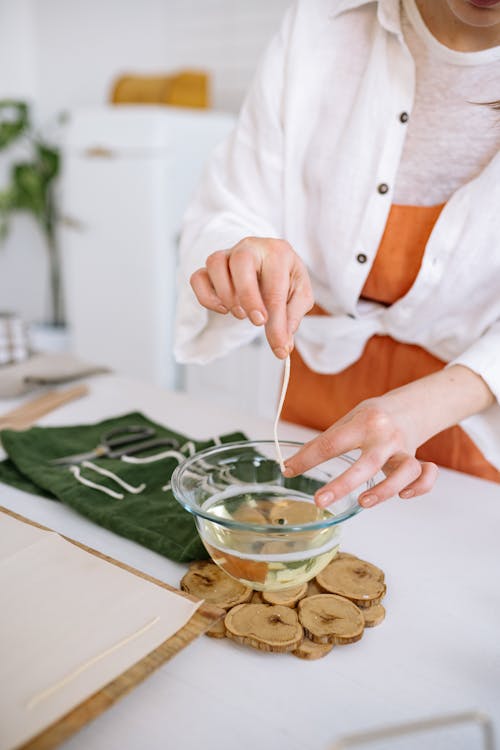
left=448, top=319, right=500, bottom=404
left=174, top=4, right=296, bottom=365
left=447, top=320, right=500, bottom=471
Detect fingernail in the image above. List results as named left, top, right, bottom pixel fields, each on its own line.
left=400, top=489, right=415, bottom=499
left=360, top=494, right=377, bottom=507
left=250, top=310, right=265, bottom=325
left=316, top=491, right=334, bottom=507
left=273, top=347, right=288, bottom=359
left=282, top=466, right=294, bottom=477
left=232, top=306, right=246, bottom=319
left=217, top=304, right=228, bottom=314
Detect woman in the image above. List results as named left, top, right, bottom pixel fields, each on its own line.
left=175, top=0, right=500, bottom=508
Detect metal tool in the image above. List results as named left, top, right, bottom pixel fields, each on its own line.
left=50, top=424, right=180, bottom=466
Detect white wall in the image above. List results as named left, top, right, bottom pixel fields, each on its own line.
left=33, top=0, right=290, bottom=118
left=0, top=0, right=37, bottom=100
left=0, top=1, right=45, bottom=321
left=0, top=0, right=290, bottom=323
left=161, top=0, right=291, bottom=111
left=32, top=0, right=175, bottom=121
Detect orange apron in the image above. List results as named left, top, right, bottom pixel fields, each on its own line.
left=282, top=204, right=500, bottom=482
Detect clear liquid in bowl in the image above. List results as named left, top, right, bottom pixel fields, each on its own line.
left=199, top=489, right=341, bottom=591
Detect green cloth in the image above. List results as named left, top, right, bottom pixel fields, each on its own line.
left=0, top=412, right=245, bottom=563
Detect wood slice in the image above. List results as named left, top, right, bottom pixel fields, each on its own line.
left=316, top=557, right=386, bottom=607
left=307, top=579, right=324, bottom=597
left=336, top=552, right=358, bottom=561
left=337, top=553, right=385, bottom=581
left=292, top=637, right=334, bottom=660
left=362, top=603, right=386, bottom=628
left=205, top=619, right=227, bottom=639
left=225, top=603, right=303, bottom=653
left=298, top=594, right=364, bottom=645
left=181, top=561, right=252, bottom=610
left=262, top=583, right=308, bottom=607
left=251, top=591, right=265, bottom=604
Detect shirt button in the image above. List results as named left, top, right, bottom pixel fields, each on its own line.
left=377, top=183, right=389, bottom=194
left=356, top=253, right=367, bottom=264
left=400, top=111, right=409, bottom=123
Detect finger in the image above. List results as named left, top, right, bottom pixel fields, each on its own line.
left=260, top=250, right=293, bottom=357
left=286, top=279, right=314, bottom=337
left=205, top=251, right=245, bottom=318
left=283, top=422, right=366, bottom=479
left=190, top=268, right=229, bottom=314
left=229, top=249, right=268, bottom=326
left=399, top=461, right=438, bottom=499
left=312, top=448, right=394, bottom=508
left=358, top=452, right=423, bottom=508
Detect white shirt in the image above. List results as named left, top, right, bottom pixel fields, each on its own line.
left=395, top=0, right=500, bottom=205
left=174, top=0, right=500, bottom=471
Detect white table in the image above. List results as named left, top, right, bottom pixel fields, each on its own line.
left=1, top=375, right=499, bottom=750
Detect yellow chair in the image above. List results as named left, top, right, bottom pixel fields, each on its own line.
left=110, top=70, right=210, bottom=109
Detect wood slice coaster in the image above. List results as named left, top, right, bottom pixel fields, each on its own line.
left=262, top=583, right=308, bottom=607
left=298, top=594, right=364, bottom=645
left=181, top=561, right=252, bottom=609
left=181, top=553, right=387, bottom=660
left=251, top=590, right=265, bottom=604
left=292, top=637, right=334, bottom=660
left=205, top=619, right=227, bottom=639
left=225, top=603, right=303, bottom=653
left=362, top=603, right=386, bottom=628
left=315, top=556, right=386, bottom=607
left=306, top=579, right=324, bottom=597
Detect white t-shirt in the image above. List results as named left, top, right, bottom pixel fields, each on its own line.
left=174, top=0, right=500, bottom=470
left=395, top=0, right=500, bottom=205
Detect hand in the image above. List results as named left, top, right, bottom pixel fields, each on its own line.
left=283, top=398, right=439, bottom=508
left=190, top=237, right=314, bottom=358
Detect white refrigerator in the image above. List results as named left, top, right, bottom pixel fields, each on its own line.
left=61, top=105, right=235, bottom=389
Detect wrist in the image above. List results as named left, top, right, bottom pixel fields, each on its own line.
left=371, top=365, right=495, bottom=448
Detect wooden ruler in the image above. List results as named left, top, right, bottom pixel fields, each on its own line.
left=0, top=384, right=89, bottom=431
left=0, top=507, right=223, bottom=750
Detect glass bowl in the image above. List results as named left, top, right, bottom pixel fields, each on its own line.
left=171, top=440, right=373, bottom=591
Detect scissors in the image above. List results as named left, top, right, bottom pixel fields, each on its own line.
left=50, top=425, right=180, bottom=466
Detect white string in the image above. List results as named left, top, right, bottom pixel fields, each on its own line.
left=69, top=466, right=124, bottom=500
left=179, top=440, right=197, bottom=456
left=273, top=354, right=291, bottom=473
left=120, top=437, right=221, bottom=490
left=27, top=616, right=160, bottom=709
left=121, top=449, right=186, bottom=465
left=81, top=461, right=146, bottom=494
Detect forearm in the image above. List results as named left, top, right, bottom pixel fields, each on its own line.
left=379, top=364, right=496, bottom=448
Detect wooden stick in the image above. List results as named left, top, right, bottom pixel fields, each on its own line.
left=0, top=384, right=89, bottom=431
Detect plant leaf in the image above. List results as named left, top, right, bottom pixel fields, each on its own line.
left=0, top=100, right=29, bottom=150
left=36, top=143, right=60, bottom=183
left=0, top=188, right=15, bottom=243
left=11, top=162, right=46, bottom=221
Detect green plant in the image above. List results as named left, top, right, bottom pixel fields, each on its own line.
left=0, top=100, right=63, bottom=326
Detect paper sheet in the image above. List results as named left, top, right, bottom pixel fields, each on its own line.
left=0, top=513, right=202, bottom=750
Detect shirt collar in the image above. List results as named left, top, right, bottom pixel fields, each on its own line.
left=329, top=0, right=402, bottom=36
